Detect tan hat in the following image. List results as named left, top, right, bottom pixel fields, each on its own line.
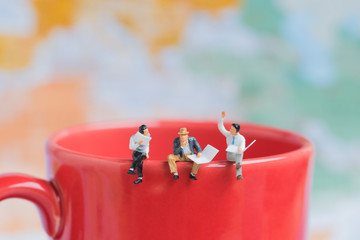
left=178, top=128, right=189, bottom=135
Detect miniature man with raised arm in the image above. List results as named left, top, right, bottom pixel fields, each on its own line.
left=127, top=124, right=151, bottom=184
left=167, top=128, right=202, bottom=180
left=218, top=112, right=245, bottom=180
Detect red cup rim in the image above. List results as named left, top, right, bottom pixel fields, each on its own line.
left=47, top=120, right=314, bottom=164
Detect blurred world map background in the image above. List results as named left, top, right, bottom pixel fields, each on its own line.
left=0, top=0, right=360, bottom=239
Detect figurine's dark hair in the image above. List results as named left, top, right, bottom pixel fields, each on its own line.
left=231, top=123, right=240, bottom=133
left=139, top=124, right=148, bottom=134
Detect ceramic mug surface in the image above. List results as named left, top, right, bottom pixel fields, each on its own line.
left=0, top=121, right=314, bottom=240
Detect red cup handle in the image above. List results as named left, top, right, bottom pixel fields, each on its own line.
left=0, top=174, right=63, bottom=238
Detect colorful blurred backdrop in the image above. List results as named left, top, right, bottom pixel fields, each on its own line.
left=1, top=0, right=360, bottom=239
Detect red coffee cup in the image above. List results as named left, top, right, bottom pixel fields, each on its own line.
left=0, top=121, right=314, bottom=240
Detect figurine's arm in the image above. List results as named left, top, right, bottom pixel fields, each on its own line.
left=192, top=138, right=202, bottom=154
left=218, top=116, right=229, bottom=136
left=144, top=143, right=150, bottom=154
left=190, top=138, right=202, bottom=157
left=129, top=135, right=139, bottom=150
left=238, top=136, right=246, bottom=153
left=173, top=138, right=183, bottom=156
left=144, top=134, right=150, bottom=154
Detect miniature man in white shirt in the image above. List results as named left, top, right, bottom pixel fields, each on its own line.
left=218, top=111, right=245, bottom=180
left=127, top=124, right=150, bottom=184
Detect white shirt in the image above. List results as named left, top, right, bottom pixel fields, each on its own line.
left=218, top=117, right=245, bottom=153
left=129, top=132, right=150, bottom=154
left=181, top=142, right=192, bottom=155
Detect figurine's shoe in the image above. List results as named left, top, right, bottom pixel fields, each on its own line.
left=237, top=175, right=243, bottom=180
left=236, top=163, right=241, bottom=169
left=173, top=175, right=179, bottom=180
left=189, top=174, right=197, bottom=180
left=127, top=169, right=136, bottom=175
left=134, top=179, right=142, bottom=184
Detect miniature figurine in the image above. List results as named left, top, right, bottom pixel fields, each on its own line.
left=127, top=124, right=151, bottom=184
left=218, top=112, right=245, bottom=180
left=167, top=128, right=202, bottom=180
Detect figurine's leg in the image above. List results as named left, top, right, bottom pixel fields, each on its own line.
left=132, top=152, right=142, bottom=167
left=227, top=152, right=240, bottom=179
left=132, top=154, right=145, bottom=184
left=127, top=151, right=139, bottom=175
left=167, top=154, right=180, bottom=174
left=226, top=152, right=236, bottom=162
left=136, top=155, right=146, bottom=178
left=183, top=156, right=199, bottom=180
left=235, top=153, right=243, bottom=180
left=131, top=151, right=139, bottom=169
left=190, top=162, right=200, bottom=175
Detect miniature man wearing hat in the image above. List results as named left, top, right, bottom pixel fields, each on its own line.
left=167, top=128, right=202, bottom=180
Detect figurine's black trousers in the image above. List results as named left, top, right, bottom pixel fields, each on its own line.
left=131, top=151, right=146, bottom=178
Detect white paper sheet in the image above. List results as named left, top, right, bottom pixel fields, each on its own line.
left=226, top=140, right=256, bottom=154
left=188, top=144, right=219, bottom=164
left=134, top=132, right=152, bottom=145
left=226, top=145, right=240, bottom=153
